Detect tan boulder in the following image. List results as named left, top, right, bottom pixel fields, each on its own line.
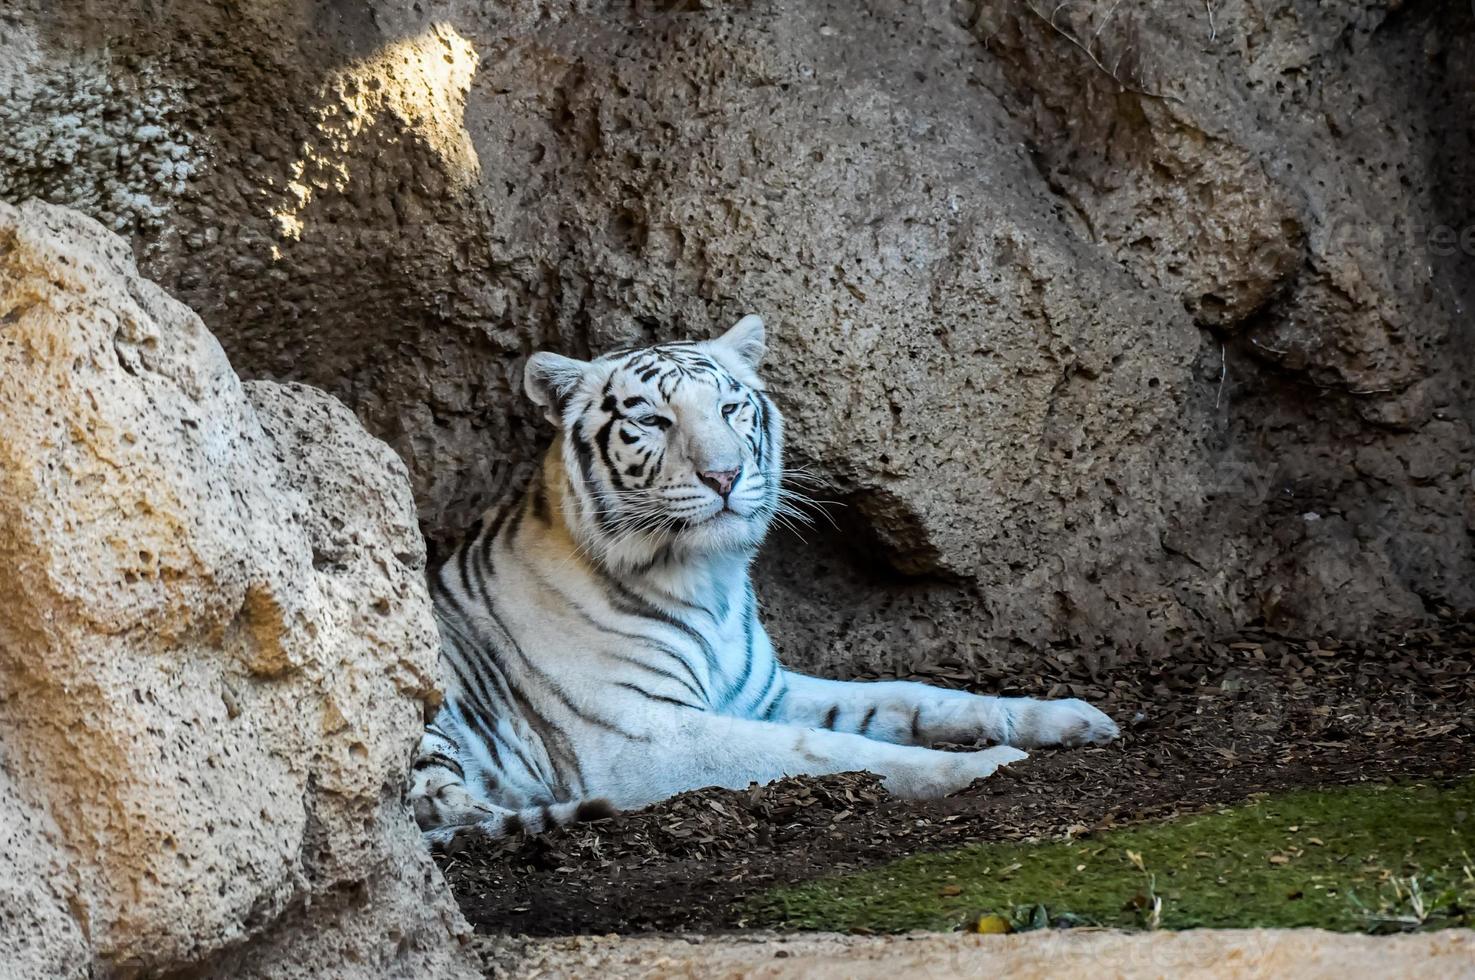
left=0, top=199, right=476, bottom=978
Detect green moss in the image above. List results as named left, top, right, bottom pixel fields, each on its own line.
left=747, top=779, right=1475, bottom=934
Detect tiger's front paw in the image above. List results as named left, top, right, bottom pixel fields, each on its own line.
left=884, top=745, right=1029, bottom=799
left=1009, top=698, right=1119, bottom=749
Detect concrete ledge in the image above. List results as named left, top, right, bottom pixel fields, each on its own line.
left=476, top=928, right=1475, bottom=979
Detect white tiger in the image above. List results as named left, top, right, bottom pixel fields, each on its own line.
left=410, top=315, right=1118, bottom=843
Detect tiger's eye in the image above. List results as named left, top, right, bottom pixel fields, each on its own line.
left=722, top=403, right=741, bottom=417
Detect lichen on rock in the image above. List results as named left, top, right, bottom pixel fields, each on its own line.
left=0, top=24, right=198, bottom=235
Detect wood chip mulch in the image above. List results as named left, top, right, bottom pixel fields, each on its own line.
left=436, top=619, right=1475, bottom=936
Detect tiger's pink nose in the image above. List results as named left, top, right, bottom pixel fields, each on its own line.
left=698, top=467, right=741, bottom=498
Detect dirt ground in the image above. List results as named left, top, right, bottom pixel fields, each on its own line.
left=435, top=619, right=1475, bottom=936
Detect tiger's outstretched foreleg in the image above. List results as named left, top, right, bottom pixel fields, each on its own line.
left=596, top=713, right=1029, bottom=807
left=764, top=672, right=1120, bottom=750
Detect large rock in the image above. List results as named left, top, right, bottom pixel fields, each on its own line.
left=0, top=200, right=476, bottom=978
left=1, top=0, right=1471, bottom=680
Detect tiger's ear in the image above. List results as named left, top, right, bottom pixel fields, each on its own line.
left=524, top=351, right=589, bottom=426
left=711, top=314, right=766, bottom=370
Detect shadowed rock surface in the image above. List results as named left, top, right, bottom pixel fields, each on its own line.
left=2, top=0, right=1470, bottom=680
left=0, top=200, right=476, bottom=978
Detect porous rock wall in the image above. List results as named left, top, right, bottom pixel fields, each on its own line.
left=0, top=200, right=476, bottom=977
left=2, top=0, right=1471, bottom=680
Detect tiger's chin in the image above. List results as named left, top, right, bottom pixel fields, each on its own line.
left=596, top=510, right=770, bottom=573
left=671, top=509, right=770, bottom=559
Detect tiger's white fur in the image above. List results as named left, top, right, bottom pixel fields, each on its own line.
left=410, top=315, right=1118, bottom=843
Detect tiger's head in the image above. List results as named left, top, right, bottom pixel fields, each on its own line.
left=524, top=315, right=784, bottom=572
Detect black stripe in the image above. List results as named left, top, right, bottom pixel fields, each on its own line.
left=502, top=489, right=528, bottom=545
left=460, top=519, right=616, bottom=755
left=475, top=582, right=653, bottom=748
left=440, top=645, right=535, bottom=782
left=530, top=472, right=550, bottom=524
left=720, top=591, right=758, bottom=708
left=520, top=562, right=710, bottom=702
left=464, top=612, right=585, bottom=793
left=499, top=670, right=587, bottom=794
left=471, top=713, right=505, bottom=772
left=606, top=650, right=706, bottom=703
left=440, top=674, right=509, bottom=780
left=822, top=705, right=839, bottom=730
left=442, top=674, right=511, bottom=776
left=482, top=497, right=516, bottom=552
left=438, top=608, right=505, bottom=697
left=615, top=681, right=702, bottom=711
left=438, top=611, right=555, bottom=789
left=454, top=527, right=478, bottom=600
left=593, top=416, right=628, bottom=491
left=437, top=630, right=504, bottom=729
left=477, top=769, right=499, bottom=797
left=754, top=395, right=770, bottom=453
left=860, top=706, right=877, bottom=736
left=569, top=422, right=612, bottom=530
left=437, top=505, right=596, bottom=796
left=760, top=686, right=787, bottom=720
left=598, top=573, right=721, bottom=680
left=746, top=660, right=781, bottom=714
left=412, top=752, right=464, bottom=777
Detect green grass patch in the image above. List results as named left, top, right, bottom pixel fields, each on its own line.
left=747, top=779, right=1475, bottom=934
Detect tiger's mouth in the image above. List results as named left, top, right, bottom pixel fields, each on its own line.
left=676, top=504, right=747, bottom=530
